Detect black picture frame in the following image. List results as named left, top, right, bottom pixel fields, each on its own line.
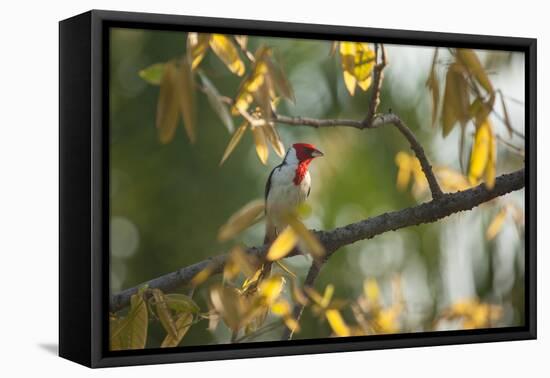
left=59, top=9, right=537, bottom=368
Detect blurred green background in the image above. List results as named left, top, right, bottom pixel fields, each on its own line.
left=109, top=27, right=526, bottom=347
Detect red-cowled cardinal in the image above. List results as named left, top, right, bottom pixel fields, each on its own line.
left=264, top=143, right=324, bottom=245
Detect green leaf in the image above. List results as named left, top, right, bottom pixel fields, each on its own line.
left=441, top=63, right=470, bottom=137
left=161, top=313, right=194, bottom=348
left=139, top=63, right=165, bottom=85
left=199, top=72, right=235, bottom=133
left=151, top=289, right=178, bottom=339
left=165, top=293, right=200, bottom=314
left=110, top=291, right=149, bottom=350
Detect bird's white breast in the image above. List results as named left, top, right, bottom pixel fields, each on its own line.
left=266, top=163, right=310, bottom=230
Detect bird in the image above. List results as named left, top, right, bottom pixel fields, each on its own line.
left=264, top=143, right=324, bottom=245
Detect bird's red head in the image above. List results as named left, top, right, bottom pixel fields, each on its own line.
left=292, top=143, right=324, bottom=162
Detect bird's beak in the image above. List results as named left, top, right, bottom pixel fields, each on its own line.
left=310, top=149, right=324, bottom=158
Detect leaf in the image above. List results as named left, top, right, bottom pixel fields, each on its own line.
left=456, top=49, right=494, bottom=94
left=339, top=42, right=375, bottom=96
left=218, top=199, right=265, bottom=241
left=187, top=33, right=210, bottom=70
left=151, top=289, right=177, bottom=339
left=252, top=126, right=269, bottom=165
left=395, top=152, right=412, bottom=191
left=441, top=63, right=470, bottom=137
left=286, top=216, right=325, bottom=258
left=209, top=284, right=247, bottom=332
left=485, top=123, right=497, bottom=189
left=139, top=63, right=165, bottom=85
left=234, top=35, right=248, bottom=50
left=363, top=279, right=380, bottom=304
left=259, top=275, right=285, bottom=304
left=177, top=59, right=197, bottom=143
left=468, top=118, right=496, bottom=188
left=321, top=284, right=334, bottom=308
left=266, top=58, right=295, bottom=103
left=199, top=72, right=234, bottom=133
left=164, top=293, right=200, bottom=314
left=220, top=121, right=248, bottom=165
left=161, top=313, right=193, bottom=348
left=209, top=34, right=245, bottom=76
left=110, top=291, right=148, bottom=350
left=191, top=263, right=215, bottom=287
left=425, top=49, right=439, bottom=127
left=156, top=62, right=180, bottom=144
left=326, top=309, right=350, bottom=337
left=486, top=207, right=508, bottom=240
left=266, top=226, right=298, bottom=261
left=232, top=47, right=271, bottom=115
left=263, top=122, right=286, bottom=158
left=229, top=246, right=258, bottom=277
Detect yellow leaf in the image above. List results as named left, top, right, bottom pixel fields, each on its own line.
left=376, top=308, right=400, bottom=333
left=271, top=300, right=291, bottom=316
left=267, top=226, right=298, bottom=261
left=321, top=284, right=334, bottom=309
left=395, top=152, right=412, bottom=191
left=456, top=49, right=494, bottom=94
left=156, top=62, right=180, bottom=144
left=187, top=33, right=210, bottom=70
left=191, top=263, right=214, bottom=286
left=486, top=207, right=508, bottom=240
left=468, top=119, right=495, bottom=187
left=209, top=34, right=245, bottom=76
left=342, top=71, right=357, bottom=96
left=326, top=309, right=351, bottom=337
left=252, top=126, right=269, bottom=165
left=161, top=313, right=193, bottom=348
left=485, top=123, right=497, bottom=189
left=220, top=121, right=248, bottom=165
left=177, top=59, right=196, bottom=144
left=287, top=215, right=325, bottom=258
left=232, top=47, right=271, bottom=115
left=434, top=167, right=470, bottom=192
left=259, top=275, right=285, bottom=304
left=442, top=63, right=470, bottom=137
left=363, top=279, right=380, bottom=304
left=218, top=199, right=265, bottom=241
left=339, top=42, right=375, bottom=96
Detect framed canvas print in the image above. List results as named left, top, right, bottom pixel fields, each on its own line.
left=59, top=10, right=536, bottom=368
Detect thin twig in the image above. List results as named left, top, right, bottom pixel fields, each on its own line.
left=273, top=112, right=444, bottom=200
left=281, top=260, right=326, bottom=340
left=364, top=44, right=388, bottom=127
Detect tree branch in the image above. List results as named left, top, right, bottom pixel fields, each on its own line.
left=273, top=112, right=444, bottom=200
left=110, top=168, right=524, bottom=313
